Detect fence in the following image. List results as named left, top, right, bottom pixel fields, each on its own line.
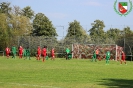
left=1, top=25, right=133, bottom=60
left=2, top=35, right=131, bottom=60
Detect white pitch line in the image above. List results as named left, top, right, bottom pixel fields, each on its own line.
left=0, top=82, right=61, bottom=88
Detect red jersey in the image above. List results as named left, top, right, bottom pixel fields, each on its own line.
left=121, top=52, right=125, bottom=60
left=5, top=47, right=10, bottom=54
left=42, top=48, right=47, bottom=56
left=37, top=47, right=41, bottom=55
left=19, top=47, right=23, bottom=54
left=51, top=49, right=55, bottom=56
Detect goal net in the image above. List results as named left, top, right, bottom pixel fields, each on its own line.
left=72, top=44, right=123, bottom=60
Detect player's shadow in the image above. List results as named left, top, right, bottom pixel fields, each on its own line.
left=98, top=78, right=133, bottom=88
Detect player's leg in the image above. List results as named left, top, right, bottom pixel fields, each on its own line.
left=106, top=56, right=109, bottom=64
left=19, top=53, right=20, bottom=58
left=6, top=53, right=9, bottom=59
left=12, top=53, right=16, bottom=59
left=91, top=55, right=94, bottom=62
left=120, top=59, right=123, bottom=64
left=42, top=55, right=45, bottom=62
left=123, top=59, right=126, bottom=64
left=27, top=53, right=30, bottom=60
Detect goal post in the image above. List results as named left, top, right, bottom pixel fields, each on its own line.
left=72, top=43, right=123, bottom=60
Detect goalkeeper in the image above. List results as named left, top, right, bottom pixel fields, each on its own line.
left=66, top=47, right=70, bottom=60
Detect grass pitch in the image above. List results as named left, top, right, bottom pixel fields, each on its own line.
left=0, top=56, right=133, bottom=88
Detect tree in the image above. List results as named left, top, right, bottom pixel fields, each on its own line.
left=0, top=13, right=11, bottom=50
left=11, top=5, right=22, bottom=16
left=89, top=20, right=105, bottom=44
left=106, top=28, right=121, bottom=43
left=9, top=14, right=33, bottom=36
left=32, top=13, right=57, bottom=36
left=21, top=6, right=34, bottom=19
left=123, top=26, right=133, bottom=36
left=65, top=20, right=89, bottom=44
left=0, top=2, right=11, bottom=16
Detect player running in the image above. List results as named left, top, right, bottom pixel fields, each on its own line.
left=51, top=48, right=55, bottom=60
left=5, top=47, right=10, bottom=59
left=12, top=46, right=17, bottom=59
left=37, top=46, right=41, bottom=60
left=42, top=46, right=47, bottom=62
left=120, top=51, right=127, bottom=65
left=19, top=46, right=23, bottom=59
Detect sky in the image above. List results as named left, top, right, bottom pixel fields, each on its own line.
left=1, top=0, right=133, bottom=39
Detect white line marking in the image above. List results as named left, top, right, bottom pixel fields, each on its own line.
left=0, top=82, right=60, bottom=88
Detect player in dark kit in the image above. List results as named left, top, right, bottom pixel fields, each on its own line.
left=42, top=46, right=47, bottom=62
left=12, top=46, right=17, bottom=59
left=105, top=51, right=110, bottom=65
left=26, top=47, right=30, bottom=60
left=91, top=51, right=97, bottom=62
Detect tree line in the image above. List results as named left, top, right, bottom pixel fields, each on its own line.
left=0, top=2, right=133, bottom=59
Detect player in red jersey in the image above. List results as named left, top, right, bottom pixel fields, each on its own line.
left=42, top=46, right=47, bottom=62
left=120, top=51, right=126, bottom=64
left=37, top=46, right=41, bottom=60
left=19, top=46, right=23, bottom=59
left=51, top=48, right=55, bottom=60
left=5, top=47, right=10, bottom=59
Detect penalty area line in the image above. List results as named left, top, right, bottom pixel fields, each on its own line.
left=0, top=82, right=61, bottom=88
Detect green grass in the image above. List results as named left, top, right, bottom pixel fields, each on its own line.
left=0, top=56, right=133, bottom=88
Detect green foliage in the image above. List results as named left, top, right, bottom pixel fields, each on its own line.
left=89, top=20, right=105, bottom=43
left=66, top=20, right=87, bottom=37
left=0, top=57, right=133, bottom=88
left=0, top=2, right=11, bottom=17
left=9, top=14, right=33, bottom=36
left=33, top=13, right=57, bottom=36
left=89, top=20, right=105, bottom=37
left=106, top=28, right=121, bottom=42
left=21, top=6, right=34, bottom=19
left=65, top=20, right=90, bottom=45
left=0, top=13, right=11, bottom=50
left=11, top=5, right=22, bottom=16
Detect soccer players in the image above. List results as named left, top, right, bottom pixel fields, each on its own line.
left=91, top=50, right=96, bottom=62
left=5, top=47, right=10, bottom=59
left=12, top=45, right=17, bottom=59
left=42, top=46, right=47, bottom=62
left=105, top=51, right=110, bottom=65
left=66, top=47, right=70, bottom=60
left=120, top=51, right=126, bottom=64
left=96, top=48, right=100, bottom=60
left=19, top=46, right=23, bottom=59
left=51, top=48, right=55, bottom=60
left=23, top=48, right=26, bottom=58
left=37, top=46, right=41, bottom=60
left=26, top=47, right=30, bottom=60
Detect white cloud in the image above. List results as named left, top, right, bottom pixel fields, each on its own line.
left=46, top=13, right=69, bottom=19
